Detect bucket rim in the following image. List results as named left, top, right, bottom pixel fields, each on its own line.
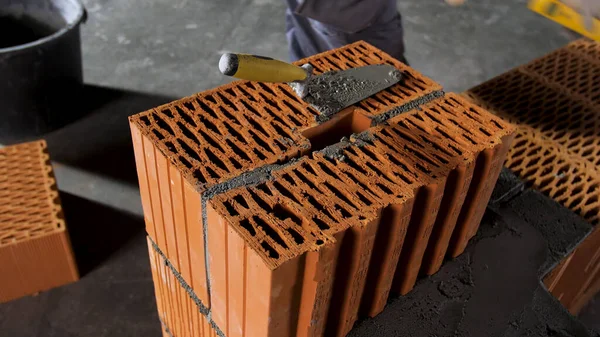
left=0, top=0, right=86, bottom=54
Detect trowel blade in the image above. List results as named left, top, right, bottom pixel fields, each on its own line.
left=302, top=64, right=402, bottom=121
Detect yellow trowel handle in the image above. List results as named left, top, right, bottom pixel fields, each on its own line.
left=219, top=53, right=308, bottom=83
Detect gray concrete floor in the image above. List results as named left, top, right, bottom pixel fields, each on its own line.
left=3, top=0, right=599, bottom=335
left=54, top=0, right=579, bottom=217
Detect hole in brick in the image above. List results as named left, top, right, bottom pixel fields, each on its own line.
left=285, top=110, right=303, bottom=127
left=253, top=148, right=267, bottom=160
left=344, top=156, right=369, bottom=175
left=282, top=101, right=306, bottom=122
left=261, top=241, right=279, bottom=259
left=271, top=122, right=294, bottom=139
left=152, top=129, right=165, bottom=140
left=377, top=183, right=393, bottom=195
left=219, top=106, right=240, bottom=123
left=286, top=228, right=305, bottom=244
left=182, top=101, right=195, bottom=111
left=294, top=170, right=318, bottom=191
left=365, top=161, right=396, bottom=185
left=161, top=108, right=174, bottom=118
left=240, top=218, right=256, bottom=236
left=273, top=204, right=303, bottom=225
left=250, top=129, right=275, bottom=153
left=204, top=148, right=229, bottom=173
left=356, top=191, right=373, bottom=206
left=224, top=124, right=248, bottom=144
left=164, top=141, right=176, bottom=153
left=233, top=194, right=250, bottom=209
left=177, top=122, right=201, bottom=145
left=273, top=181, right=302, bottom=204
left=238, top=86, right=257, bottom=102
left=206, top=166, right=219, bottom=179
left=177, top=139, right=201, bottom=162
left=256, top=184, right=274, bottom=196
left=304, top=193, right=336, bottom=221
left=152, top=113, right=175, bottom=136
left=336, top=204, right=352, bottom=218
left=193, top=169, right=207, bottom=184
left=226, top=140, right=251, bottom=162
left=205, top=95, right=217, bottom=104
left=217, top=92, right=237, bottom=109
left=282, top=173, right=296, bottom=186
left=249, top=189, right=271, bottom=211
left=254, top=216, right=288, bottom=249
left=313, top=217, right=330, bottom=230
left=175, top=106, right=197, bottom=127
left=139, top=116, right=151, bottom=126
left=323, top=182, right=358, bottom=210
left=301, top=162, right=318, bottom=176
left=224, top=201, right=239, bottom=216
left=179, top=155, right=192, bottom=169
left=230, top=157, right=242, bottom=170
left=256, top=82, right=276, bottom=96
left=279, top=86, right=304, bottom=105
left=317, top=162, right=341, bottom=181
left=241, top=100, right=263, bottom=119
left=316, top=239, right=324, bottom=245
left=198, top=129, right=225, bottom=152
left=198, top=115, right=222, bottom=136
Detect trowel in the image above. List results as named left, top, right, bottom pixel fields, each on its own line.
left=218, top=53, right=402, bottom=118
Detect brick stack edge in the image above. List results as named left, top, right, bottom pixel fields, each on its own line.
left=129, top=41, right=515, bottom=337
left=0, top=140, right=79, bottom=303
left=464, top=38, right=600, bottom=315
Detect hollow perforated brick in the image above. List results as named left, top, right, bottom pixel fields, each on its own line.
left=466, top=69, right=600, bottom=167
left=201, top=97, right=515, bottom=337
left=0, top=140, right=79, bottom=303
left=147, top=237, right=220, bottom=337
left=544, top=225, right=600, bottom=315
left=129, top=41, right=443, bottom=314
left=503, top=128, right=600, bottom=225
left=387, top=93, right=516, bottom=260
left=131, top=41, right=515, bottom=337
left=464, top=39, right=600, bottom=316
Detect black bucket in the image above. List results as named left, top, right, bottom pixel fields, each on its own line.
left=0, top=0, right=86, bottom=144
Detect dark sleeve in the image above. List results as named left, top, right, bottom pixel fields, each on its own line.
left=294, top=0, right=393, bottom=33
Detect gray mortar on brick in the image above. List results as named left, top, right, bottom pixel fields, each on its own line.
left=199, top=159, right=301, bottom=305
left=194, top=88, right=449, bottom=300
left=288, top=64, right=403, bottom=123
left=150, top=237, right=227, bottom=337
left=189, top=82, right=447, bottom=334
left=316, top=130, right=374, bottom=161
left=370, top=90, right=445, bottom=126
left=159, top=317, right=174, bottom=337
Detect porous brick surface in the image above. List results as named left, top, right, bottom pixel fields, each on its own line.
left=0, top=140, right=79, bottom=303
left=130, top=41, right=515, bottom=337
left=465, top=38, right=600, bottom=320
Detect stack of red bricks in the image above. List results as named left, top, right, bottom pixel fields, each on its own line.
left=464, top=38, right=600, bottom=317
left=129, top=42, right=515, bottom=337
left=0, top=141, right=79, bottom=303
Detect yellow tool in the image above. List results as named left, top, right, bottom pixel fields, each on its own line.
left=218, top=52, right=402, bottom=118
left=529, top=0, right=600, bottom=41
left=219, top=53, right=309, bottom=83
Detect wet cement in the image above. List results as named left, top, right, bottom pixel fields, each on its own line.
left=370, top=90, right=445, bottom=126
left=347, top=169, right=599, bottom=337
left=289, top=64, right=402, bottom=122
